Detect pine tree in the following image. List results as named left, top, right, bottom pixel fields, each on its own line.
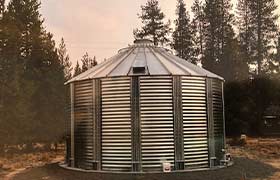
left=250, top=0, right=279, bottom=75
left=81, top=52, right=97, bottom=72
left=191, top=0, right=205, bottom=63
left=0, top=0, right=4, bottom=108
left=91, top=56, right=97, bottom=67
left=32, top=31, right=65, bottom=144
left=221, top=38, right=249, bottom=81
left=73, top=61, right=82, bottom=77
left=0, top=0, right=65, bottom=145
left=0, top=0, right=38, bottom=144
left=0, top=0, right=5, bottom=108
left=0, top=9, right=5, bottom=145
left=134, top=0, right=171, bottom=46
left=58, top=38, right=72, bottom=81
left=237, top=0, right=279, bottom=75
left=172, top=0, right=196, bottom=64
left=203, top=0, right=236, bottom=79
left=236, top=0, right=254, bottom=69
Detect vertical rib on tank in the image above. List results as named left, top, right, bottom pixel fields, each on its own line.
left=64, top=39, right=228, bottom=173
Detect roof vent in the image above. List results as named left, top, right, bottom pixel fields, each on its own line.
left=133, top=66, right=146, bottom=74
left=132, top=55, right=146, bottom=74
left=134, top=39, right=154, bottom=46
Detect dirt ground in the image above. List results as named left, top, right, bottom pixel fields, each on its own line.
left=0, top=138, right=279, bottom=180
left=0, top=151, right=64, bottom=180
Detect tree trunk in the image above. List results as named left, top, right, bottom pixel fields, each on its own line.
left=257, top=0, right=262, bottom=75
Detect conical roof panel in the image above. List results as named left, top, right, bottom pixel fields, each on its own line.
left=66, top=40, right=223, bottom=84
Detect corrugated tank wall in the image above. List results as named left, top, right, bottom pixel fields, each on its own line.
left=67, top=76, right=225, bottom=172
left=140, top=76, right=175, bottom=172
left=212, top=79, right=225, bottom=162
left=74, top=80, right=94, bottom=169
left=181, top=77, right=209, bottom=169
left=101, top=77, right=132, bottom=172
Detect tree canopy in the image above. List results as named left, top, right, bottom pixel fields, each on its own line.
left=172, top=0, right=196, bottom=64
left=0, top=0, right=70, bottom=146
left=236, top=0, right=279, bottom=75
left=134, top=0, right=171, bottom=46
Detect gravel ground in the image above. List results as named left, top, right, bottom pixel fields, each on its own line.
left=12, top=157, right=278, bottom=180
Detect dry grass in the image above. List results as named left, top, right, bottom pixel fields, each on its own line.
left=0, top=151, right=64, bottom=179
left=230, top=138, right=280, bottom=157
left=229, top=137, right=280, bottom=180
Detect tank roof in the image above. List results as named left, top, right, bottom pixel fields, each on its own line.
left=66, top=40, right=223, bottom=84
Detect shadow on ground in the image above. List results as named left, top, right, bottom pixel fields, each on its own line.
left=13, top=157, right=279, bottom=180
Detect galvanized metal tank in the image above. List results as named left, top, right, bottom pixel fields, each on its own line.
left=64, top=39, right=228, bottom=172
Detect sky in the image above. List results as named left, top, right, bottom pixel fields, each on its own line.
left=38, top=0, right=280, bottom=65
left=40, top=0, right=184, bottom=64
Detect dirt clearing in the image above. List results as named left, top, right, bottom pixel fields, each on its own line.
left=0, top=151, right=64, bottom=180
left=1, top=138, right=280, bottom=180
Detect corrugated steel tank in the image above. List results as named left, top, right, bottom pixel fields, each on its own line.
left=64, top=39, right=227, bottom=172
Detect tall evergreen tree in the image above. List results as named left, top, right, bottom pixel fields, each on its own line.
left=91, top=56, right=97, bottom=68
left=172, top=0, right=196, bottom=64
left=134, top=0, right=171, bottom=46
left=0, top=0, right=5, bottom=146
left=236, top=0, right=253, bottom=69
left=221, top=38, right=249, bottom=81
left=237, top=0, right=279, bottom=75
left=73, top=61, right=82, bottom=77
left=191, top=0, right=205, bottom=63
left=58, top=38, right=72, bottom=81
left=0, top=0, right=65, bottom=145
left=0, top=0, right=39, bottom=144
left=81, top=52, right=97, bottom=72
left=203, top=0, right=236, bottom=79
left=251, top=0, right=278, bottom=75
